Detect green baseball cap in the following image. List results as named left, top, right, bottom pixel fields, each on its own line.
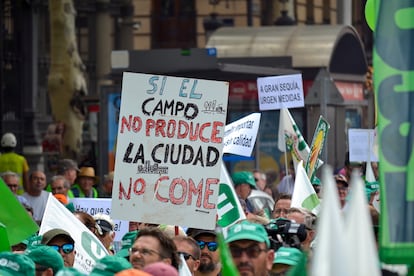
left=90, top=255, right=132, bottom=276
left=26, top=244, right=64, bottom=274
left=0, top=251, right=35, bottom=276
left=273, top=247, right=303, bottom=266
left=22, top=234, right=42, bottom=247
left=311, top=177, right=321, bottom=186
left=231, top=171, right=257, bottom=189
left=55, top=267, right=86, bottom=276
left=365, top=180, right=379, bottom=200
left=225, top=220, right=270, bottom=248
left=115, top=230, right=138, bottom=258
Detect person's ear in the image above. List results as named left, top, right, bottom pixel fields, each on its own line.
left=266, top=249, right=275, bottom=270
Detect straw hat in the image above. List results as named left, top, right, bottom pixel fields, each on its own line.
left=78, top=167, right=97, bottom=180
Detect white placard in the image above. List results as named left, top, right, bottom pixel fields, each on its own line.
left=257, top=74, right=304, bottom=110
left=348, top=128, right=378, bottom=162
left=40, top=195, right=108, bottom=274
left=111, top=73, right=229, bottom=230
left=223, top=113, right=261, bottom=157
left=71, top=198, right=128, bottom=242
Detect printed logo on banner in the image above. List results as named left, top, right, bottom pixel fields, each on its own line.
left=217, top=183, right=243, bottom=227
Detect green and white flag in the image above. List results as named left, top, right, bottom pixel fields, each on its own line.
left=305, top=115, right=329, bottom=183
left=217, top=162, right=246, bottom=228
left=0, top=178, right=39, bottom=247
left=278, top=108, right=323, bottom=169
left=40, top=194, right=108, bottom=274
left=0, top=223, right=10, bottom=252
left=373, top=0, right=414, bottom=263
left=291, top=160, right=320, bottom=215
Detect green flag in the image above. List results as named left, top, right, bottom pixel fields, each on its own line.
left=0, top=223, right=10, bottom=252
left=374, top=0, right=414, bottom=264
left=216, top=228, right=240, bottom=276
left=0, top=178, right=39, bottom=246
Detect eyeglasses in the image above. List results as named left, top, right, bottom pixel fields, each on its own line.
left=6, top=183, right=18, bottom=188
left=50, top=243, right=74, bottom=254
left=178, top=251, right=196, bottom=261
left=197, top=240, right=218, bottom=252
left=273, top=208, right=289, bottom=215
left=229, top=245, right=267, bottom=258
left=129, top=247, right=161, bottom=257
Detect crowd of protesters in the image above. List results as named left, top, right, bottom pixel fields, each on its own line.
left=1, top=131, right=396, bottom=276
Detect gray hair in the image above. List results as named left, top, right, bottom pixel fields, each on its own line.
left=51, top=175, right=71, bottom=189
left=1, top=171, right=19, bottom=181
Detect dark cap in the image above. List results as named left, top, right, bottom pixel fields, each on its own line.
left=186, top=228, right=216, bottom=239
left=334, top=174, right=348, bottom=187
left=96, top=219, right=114, bottom=233
left=58, top=159, right=80, bottom=173
left=41, top=229, right=74, bottom=245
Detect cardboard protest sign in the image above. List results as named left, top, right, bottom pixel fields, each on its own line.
left=40, top=195, right=108, bottom=274
left=223, top=113, right=261, bottom=157
left=257, top=74, right=304, bottom=110
left=72, top=198, right=128, bottom=242
left=111, top=73, right=229, bottom=229
left=348, top=128, right=378, bottom=162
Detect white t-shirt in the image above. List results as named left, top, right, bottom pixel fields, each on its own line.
left=23, top=190, right=50, bottom=222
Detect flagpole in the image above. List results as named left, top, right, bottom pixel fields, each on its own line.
left=284, top=150, right=288, bottom=179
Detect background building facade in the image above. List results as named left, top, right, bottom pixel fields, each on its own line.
left=0, top=0, right=372, bottom=180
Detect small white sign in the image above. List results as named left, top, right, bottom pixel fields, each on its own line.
left=348, top=128, right=378, bottom=162
left=257, top=74, right=304, bottom=110
left=223, top=113, right=261, bottom=157
left=71, top=198, right=128, bottom=242
left=111, top=72, right=229, bottom=230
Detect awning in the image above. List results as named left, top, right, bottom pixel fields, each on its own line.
left=206, top=25, right=368, bottom=80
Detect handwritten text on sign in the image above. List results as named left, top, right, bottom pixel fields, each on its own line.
left=111, top=73, right=229, bottom=229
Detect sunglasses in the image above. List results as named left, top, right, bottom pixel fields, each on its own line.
left=178, top=251, right=196, bottom=261
left=50, top=243, right=74, bottom=254
left=197, top=240, right=218, bottom=252
left=229, top=245, right=267, bottom=258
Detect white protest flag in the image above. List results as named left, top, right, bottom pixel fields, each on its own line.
left=178, top=253, right=193, bottom=276
left=365, top=161, right=376, bottom=183
left=291, top=160, right=320, bottom=215
left=223, top=113, right=261, bottom=157
left=40, top=195, right=108, bottom=274
left=311, top=166, right=347, bottom=276
left=344, top=172, right=381, bottom=276
left=277, top=108, right=293, bottom=152
left=278, top=108, right=323, bottom=169
left=217, top=162, right=246, bottom=229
